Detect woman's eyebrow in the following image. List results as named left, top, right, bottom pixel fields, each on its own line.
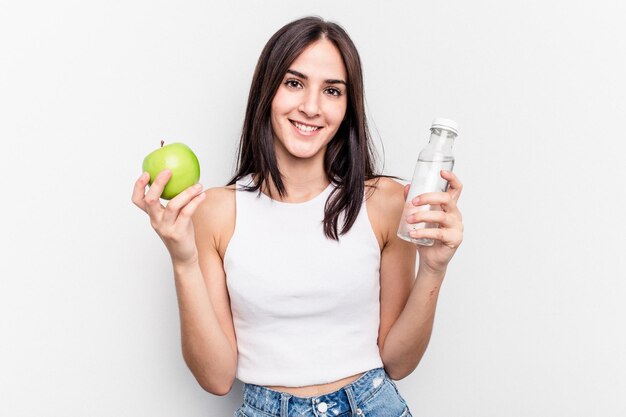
left=286, top=69, right=347, bottom=86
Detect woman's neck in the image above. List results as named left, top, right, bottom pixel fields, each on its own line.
left=258, top=172, right=329, bottom=203
left=257, top=156, right=330, bottom=203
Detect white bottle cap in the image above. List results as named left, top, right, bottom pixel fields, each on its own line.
left=431, top=118, right=459, bottom=135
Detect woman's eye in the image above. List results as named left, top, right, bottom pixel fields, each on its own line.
left=325, top=87, right=342, bottom=97
left=285, top=79, right=302, bottom=89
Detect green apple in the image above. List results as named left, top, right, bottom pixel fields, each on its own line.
left=142, top=140, right=200, bottom=200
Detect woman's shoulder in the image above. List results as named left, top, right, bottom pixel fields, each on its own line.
left=365, top=176, right=406, bottom=207
left=364, top=176, right=406, bottom=247
left=193, top=185, right=237, bottom=257
left=199, top=184, right=237, bottom=213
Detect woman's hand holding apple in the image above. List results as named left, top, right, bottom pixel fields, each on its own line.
left=132, top=168, right=206, bottom=266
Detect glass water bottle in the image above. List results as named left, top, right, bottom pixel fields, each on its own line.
left=397, top=118, right=458, bottom=246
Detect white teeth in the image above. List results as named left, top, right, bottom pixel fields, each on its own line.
left=294, top=121, right=319, bottom=132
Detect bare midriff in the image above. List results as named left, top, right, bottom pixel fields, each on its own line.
left=264, top=371, right=366, bottom=397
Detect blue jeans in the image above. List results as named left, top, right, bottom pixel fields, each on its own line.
left=234, top=367, right=412, bottom=417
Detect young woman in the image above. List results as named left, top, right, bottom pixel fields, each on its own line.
left=132, top=16, right=463, bottom=417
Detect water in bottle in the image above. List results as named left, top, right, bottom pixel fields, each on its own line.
left=397, top=118, right=459, bottom=246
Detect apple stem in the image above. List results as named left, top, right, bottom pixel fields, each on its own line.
left=161, top=139, right=164, bottom=148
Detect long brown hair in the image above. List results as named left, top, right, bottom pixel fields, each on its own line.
left=228, top=16, right=391, bottom=240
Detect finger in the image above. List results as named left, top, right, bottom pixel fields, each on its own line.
left=403, top=183, right=410, bottom=201
left=441, top=170, right=463, bottom=201
left=131, top=171, right=151, bottom=212
left=405, top=209, right=453, bottom=229
left=174, top=189, right=207, bottom=229
left=412, top=191, right=458, bottom=213
left=162, top=183, right=205, bottom=225
left=409, top=226, right=463, bottom=249
left=144, top=169, right=171, bottom=218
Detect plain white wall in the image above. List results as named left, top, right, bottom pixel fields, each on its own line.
left=1, top=0, right=625, bottom=416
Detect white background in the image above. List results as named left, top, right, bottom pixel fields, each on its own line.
left=1, top=1, right=625, bottom=416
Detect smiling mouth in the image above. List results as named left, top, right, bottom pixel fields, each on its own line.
left=289, top=119, right=322, bottom=133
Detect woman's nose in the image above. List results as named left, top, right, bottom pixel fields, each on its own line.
left=298, top=91, right=320, bottom=118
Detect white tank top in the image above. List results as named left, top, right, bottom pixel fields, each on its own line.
left=224, top=174, right=384, bottom=387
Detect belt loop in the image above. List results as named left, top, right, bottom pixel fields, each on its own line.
left=343, top=385, right=359, bottom=416
left=280, top=392, right=291, bottom=417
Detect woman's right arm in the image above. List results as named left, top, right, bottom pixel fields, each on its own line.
left=132, top=169, right=237, bottom=395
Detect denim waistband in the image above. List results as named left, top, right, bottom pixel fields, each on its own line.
left=242, top=367, right=387, bottom=417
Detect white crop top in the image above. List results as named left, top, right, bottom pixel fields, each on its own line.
left=223, top=174, right=383, bottom=387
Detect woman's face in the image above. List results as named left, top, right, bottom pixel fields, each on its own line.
left=271, top=39, right=348, bottom=164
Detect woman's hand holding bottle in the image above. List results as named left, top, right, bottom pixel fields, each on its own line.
left=131, top=169, right=206, bottom=266
left=401, top=170, right=464, bottom=274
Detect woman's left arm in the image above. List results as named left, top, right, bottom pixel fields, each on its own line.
left=378, top=170, right=464, bottom=380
